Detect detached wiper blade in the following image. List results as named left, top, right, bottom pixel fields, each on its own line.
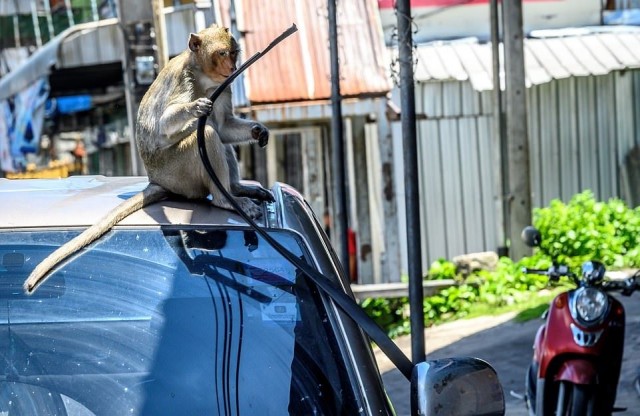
left=194, top=255, right=294, bottom=289
left=197, top=259, right=272, bottom=303
left=194, top=255, right=297, bottom=303
left=168, top=230, right=292, bottom=290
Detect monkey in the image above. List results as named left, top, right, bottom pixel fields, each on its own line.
left=137, top=24, right=274, bottom=212
left=23, top=24, right=274, bottom=294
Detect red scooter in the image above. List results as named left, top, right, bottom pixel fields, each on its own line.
left=521, top=226, right=639, bottom=416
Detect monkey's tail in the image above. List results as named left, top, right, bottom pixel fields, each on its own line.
left=23, top=183, right=167, bottom=294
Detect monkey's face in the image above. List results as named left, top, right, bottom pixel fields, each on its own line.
left=189, top=25, right=239, bottom=84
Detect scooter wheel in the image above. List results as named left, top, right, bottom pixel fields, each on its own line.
left=557, top=381, right=596, bottom=416
left=525, top=363, right=537, bottom=415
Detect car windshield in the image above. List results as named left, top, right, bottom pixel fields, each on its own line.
left=0, top=227, right=357, bottom=415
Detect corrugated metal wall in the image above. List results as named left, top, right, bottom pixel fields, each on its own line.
left=528, top=71, right=640, bottom=207
left=395, top=70, right=640, bottom=272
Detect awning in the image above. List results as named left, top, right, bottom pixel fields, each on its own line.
left=0, top=18, right=122, bottom=102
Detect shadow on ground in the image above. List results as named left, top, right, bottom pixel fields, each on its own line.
left=377, top=294, right=640, bottom=416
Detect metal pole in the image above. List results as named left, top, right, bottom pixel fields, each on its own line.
left=91, top=0, right=99, bottom=21
left=490, top=0, right=508, bottom=258
left=328, top=0, right=350, bottom=272
left=12, top=0, right=21, bottom=48
left=396, top=0, right=424, bottom=363
left=116, top=0, right=155, bottom=176
left=115, top=0, right=140, bottom=176
left=42, top=0, right=55, bottom=39
left=64, top=0, right=75, bottom=27
left=30, top=1, right=43, bottom=48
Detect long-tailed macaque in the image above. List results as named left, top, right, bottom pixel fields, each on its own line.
left=24, top=25, right=274, bottom=293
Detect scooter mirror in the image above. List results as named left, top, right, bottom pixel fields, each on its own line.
left=521, top=226, right=541, bottom=248
left=411, top=357, right=505, bottom=416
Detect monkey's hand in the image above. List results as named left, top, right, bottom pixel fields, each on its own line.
left=246, top=186, right=275, bottom=203
left=251, top=124, right=269, bottom=148
left=231, top=182, right=275, bottom=203
left=190, top=98, right=214, bottom=118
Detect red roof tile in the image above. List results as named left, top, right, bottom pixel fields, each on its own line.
left=220, top=0, right=390, bottom=103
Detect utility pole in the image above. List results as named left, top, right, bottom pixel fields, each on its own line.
left=328, top=0, right=350, bottom=272
left=396, top=0, right=425, bottom=363
left=503, top=0, right=531, bottom=260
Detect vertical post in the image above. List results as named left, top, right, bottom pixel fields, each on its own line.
left=503, top=0, right=531, bottom=260
left=396, top=0, right=424, bottom=363
left=152, top=0, right=168, bottom=71
left=120, top=52, right=139, bottom=176
left=64, top=0, right=75, bottom=27
left=116, top=0, right=156, bottom=176
left=12, top=5, right=21, bottom=48
left=376, top=102, right=402, bottom=283
left=90, top=0, right=99, bottom=21
left=345, top=116, right=358, bottom=262
left=42, top=0, right=55, bottom=39
left=30, top=2, right=42, bottom=48
left=490, top=0, right=508, bottom=257
left=194, top=0, right=215, bottom=30
left=328, top=0, right=350, bottom=272
left=229, top=0, right=248, bottom=108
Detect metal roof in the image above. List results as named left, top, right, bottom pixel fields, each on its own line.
left=219, top=0, right=391, bottom=103
left=404, top=27, right=640, bottom=91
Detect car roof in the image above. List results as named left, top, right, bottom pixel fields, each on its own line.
left=0, top=176, right=301, bottom=230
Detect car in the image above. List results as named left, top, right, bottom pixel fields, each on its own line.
left=0, top=175, right=505, bottom=415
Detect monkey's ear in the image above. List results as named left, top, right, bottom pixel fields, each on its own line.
left=189, top=33, right=202, bottom=52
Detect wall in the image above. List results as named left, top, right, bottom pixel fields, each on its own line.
left=392, top=70, right=640, bottom=274
left=528, top=71, right=640, bottom=206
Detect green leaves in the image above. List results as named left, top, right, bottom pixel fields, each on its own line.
left=362, top=189, right=640, bottom=338
left=533, top=190, right=640, bottom=270
left=427, top=258, right=459, bottom=280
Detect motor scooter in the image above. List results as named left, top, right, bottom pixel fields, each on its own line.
left=520, top=226, right=639, bottom=416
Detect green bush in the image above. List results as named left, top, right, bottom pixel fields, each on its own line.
left=533, top=190, right=640, bottom=269
left=362, top=256, right=550, bottom=337
left=360, top=297, right=410, bottom=338
left=426, top=258, right=459, bottom=280
left=362, top=190, right=640, bottom=338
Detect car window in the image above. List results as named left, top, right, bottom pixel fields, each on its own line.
left=0, top=227, right=358, bottom=415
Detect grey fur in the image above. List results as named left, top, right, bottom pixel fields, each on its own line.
left=23, top=25, right=273, bottom=293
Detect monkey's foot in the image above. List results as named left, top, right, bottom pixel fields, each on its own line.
left=238, top=197, right=264, bottom=219
left=213, top=196, right=263, bottom=219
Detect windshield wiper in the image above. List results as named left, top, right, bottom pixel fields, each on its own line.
left=167, top=230, right=295, bottom=304
left=194, top=255, right=291, bottom=304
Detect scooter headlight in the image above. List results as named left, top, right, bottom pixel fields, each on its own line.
left=571, top=287, right=608, bottom=325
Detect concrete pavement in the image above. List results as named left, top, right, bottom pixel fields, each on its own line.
left=376, top=294, right=640, bottom=415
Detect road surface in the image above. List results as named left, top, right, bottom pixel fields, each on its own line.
left=376, top=294, right=640, bottom=415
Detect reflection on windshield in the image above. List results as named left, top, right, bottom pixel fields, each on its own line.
left=0, top=228, right=355, bottom=415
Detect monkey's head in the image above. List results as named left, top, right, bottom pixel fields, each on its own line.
left=189, top=25, right=239, bottom=83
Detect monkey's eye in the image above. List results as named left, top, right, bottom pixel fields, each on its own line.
left=218, top=51, right=229, bottom=57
